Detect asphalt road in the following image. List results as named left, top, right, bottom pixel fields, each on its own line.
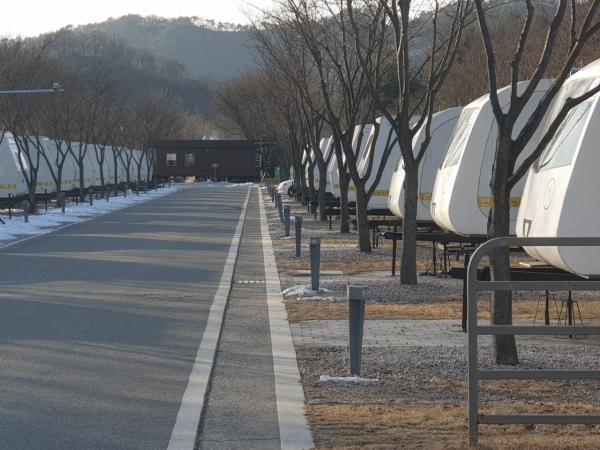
left=0, top=186, right=250, bottom=450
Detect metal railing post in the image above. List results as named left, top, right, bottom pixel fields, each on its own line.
left=348, top=285, right=367, bottom=375
left=295, top=215, right=303, bottom=257
left=310, top=237, right=321, bottom=291
left=284, top=205, right=291, bottom=237
left=89, top=188, right=94, bottom=206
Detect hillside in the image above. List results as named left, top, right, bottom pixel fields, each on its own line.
left=74, top=15, right=257, bottom=80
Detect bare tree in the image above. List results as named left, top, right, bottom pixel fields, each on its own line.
left=473, top=0, right=600, bottom=364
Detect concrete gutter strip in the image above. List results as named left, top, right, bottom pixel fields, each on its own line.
left=259, top=189, right=315, bottom=450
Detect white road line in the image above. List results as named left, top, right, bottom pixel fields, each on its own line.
left=167, top=187, right=251, bottom=450
left=259, top=189, right=315, bottom=450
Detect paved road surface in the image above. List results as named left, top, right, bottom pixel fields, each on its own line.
left=0, top=186, right=250, bottom=449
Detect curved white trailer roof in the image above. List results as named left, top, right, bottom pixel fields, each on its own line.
left=0, top=132, right=28, bottom=197
left=388, top=108, right=463, bottom=221
left=517, top=60, right=600, bottom=275
left=358, top=117, right=420, bottom=209
left=430, top=79, right=553, bottom=236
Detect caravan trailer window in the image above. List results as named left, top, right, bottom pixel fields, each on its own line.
left=534, top=78, right=597, bottom=172
left=440, top=108, right=478, bottom=169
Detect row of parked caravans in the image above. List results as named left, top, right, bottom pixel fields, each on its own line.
left=304, top=58, right=600, bottom=276
left=0, top=132, right=151, bottom=199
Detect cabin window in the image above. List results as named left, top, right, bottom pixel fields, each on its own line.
left=535, top=78, right=597, bottom=172
left=185, top=153, right=195, bottom=166
left=167, top=153, right=177, bottom=166
left=440, top=107, right=479, bottom=169
left=255, top=154, right=262, bottom=167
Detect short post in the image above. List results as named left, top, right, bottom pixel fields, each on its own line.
left=284, top=205, right=291, bottom=237
left=136, top=180, right=140, bottom=196
left=348, top=286, right=367, bottom=375
left=271, top=187, right=276, bottom=204
left=61, top=193, right=66, bottom=213
left=89, top=188, right=94, bottom=206
left=124, top=184, right=128, bottom=198
left=168, top=178, right=171, bottom=188
left=277, top=194, right=284, bottom=223
left=23, top=200, right=29, bottom=223
left=295, top=215, right=303, bottom=257
left=106, top=187, right=110, bottom=201
left=310, top=237, right=321, bottom=291
left=144, top=179, right=147, bottom=193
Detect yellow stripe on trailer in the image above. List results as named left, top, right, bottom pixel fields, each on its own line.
left=61, top=180, right=72, bottom=185
left=477, top=197, right=522, bottom=208
left=420, top=192, right=432, bottom=201
left=368, top=189, right=389, bottom=196
left=0, top=184, right=17, bottom=189
left=37, top=182, right=54, bottom=187
left=84, top=178, right=91, bottom=183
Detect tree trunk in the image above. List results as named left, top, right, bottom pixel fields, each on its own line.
left=28, top=182, right=37, bottom=214
left=355, top=184, right=371, bottom=252
left=338, top=171, right=350, bottom=234
left=489, top=134, right=519, bottom=365
left=400, top=163, right=419, bottom=285
left=318, top=161, right=328, bottom=221
left=79, top=162, right=86, bottom=203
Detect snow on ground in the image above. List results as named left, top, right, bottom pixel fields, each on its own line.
left=319, top=375, right=379, bottom=383
left=282, top=284, right=334, bottom=297
left=0, top=187, right=179, bottom=243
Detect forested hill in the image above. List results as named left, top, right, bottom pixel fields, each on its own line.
left=73, top=15, right=256, bottom=80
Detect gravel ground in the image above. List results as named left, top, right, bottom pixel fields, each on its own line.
left=263, top=190, right=600, bottom=412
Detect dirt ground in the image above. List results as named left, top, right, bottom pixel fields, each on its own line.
left=267, top=193, right=600, bottom=449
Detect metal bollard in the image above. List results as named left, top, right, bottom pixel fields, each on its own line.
left=61, top=193, right=66, bottom=213
left=271, top=187, right=276, bottom=204
left=89, top=188, right=94, bottom=206
left=348, top=285, right=367, bottom=375
left=310, top=237, right=321, bottom=291
left=136, top=181, right=140, bottom=196
left=124, top=184, right=128, bottom=198
left=144, top=180, right=147, bottom=193
left=295, top=215, right=303, bottom=257
left=106, top=187, right=110, bottom=201
left=284, top=205, right=291, bottom=237
left=23, top=200, right=29, bottom=223
left=277, top=194, right=284, bottom=223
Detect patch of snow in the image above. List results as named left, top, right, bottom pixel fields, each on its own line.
left=282, top=285, right=334, bottom=297
left=319, top=375, right=379, bottom=383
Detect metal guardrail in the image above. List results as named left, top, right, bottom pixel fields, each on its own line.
left=467, top=237, right=600, bottom=445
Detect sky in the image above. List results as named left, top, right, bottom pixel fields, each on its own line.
left=1, top=0, right=275, bottom=37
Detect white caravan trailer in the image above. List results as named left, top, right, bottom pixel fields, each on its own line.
left=388, top=107, right=463, bottom=223
left=42, top=138, right=77, bottom=192
left=0, top=132, right=28, bottom=198
left=357, top=117, right=420, bottom=209
left=430, top=79, right=553, bottom=236
left=328, top=125, right=374, bottom=201
left=69, top=143, right=95, bottom=188
left=103, top=146, right=115, bottom=185
left=516, top=61, right=600, bottom=276
left=85, top=144, right=101, bottom=187
left=18, top=136, right=57, bottom=194
left=313, top=137, right=333, bottom=192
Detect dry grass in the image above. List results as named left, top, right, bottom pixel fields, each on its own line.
left=285, top=299, right=600, bottom=322
left=307, top=402, right=600, bottom=449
